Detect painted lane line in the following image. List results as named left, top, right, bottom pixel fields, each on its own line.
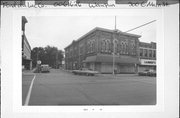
left=24, top=74, right=36, bottom=106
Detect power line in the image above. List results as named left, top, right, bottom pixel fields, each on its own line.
left=125, top=20, right=156, bottom=33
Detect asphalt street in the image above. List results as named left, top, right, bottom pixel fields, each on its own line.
left=22, top=69, right=156, bottom=105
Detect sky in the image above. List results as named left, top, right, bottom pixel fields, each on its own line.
left=25, top=15, right=156, bottom=51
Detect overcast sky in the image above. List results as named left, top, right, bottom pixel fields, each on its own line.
left=25, top=15, right=156, bottom=51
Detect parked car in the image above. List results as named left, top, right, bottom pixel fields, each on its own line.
left=41, top=64, right=50, bottom=73
left=72, top=68, right=99, bottom=76
left=138, top=69, right=156, bottom=77
left=147, top=69, right=156, bottom=77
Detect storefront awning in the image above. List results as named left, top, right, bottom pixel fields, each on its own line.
left=83, top=54, right=140, bottom=64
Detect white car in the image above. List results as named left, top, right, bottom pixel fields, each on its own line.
left=41, top=64, right=50, bottom=73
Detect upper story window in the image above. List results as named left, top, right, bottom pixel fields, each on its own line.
left=101, top=40, right=106, bottom=52
left=91, top=41, right=94, bottom=52
left=122, top=42, right=127, bottom=54
left=121, top=42, right=125, bottom=54
left=74, top=47, right=78, bottom=56
left=101, top=39, right=111, bottom=53
left=149, top=50, right=152, bottom=57
left=92, top=40, right=95, bottom=52
left=87, top=41, right=92, bottom=53
left=80, top=46, right=83, bottom=55
left=105, top=40, right=110, bottom=52
left=125, top=42, right=128, bottom=54
left=131, top=40, right=135, bottom=55
left=144, top=49, right=148, bottom=57
left=90, top=42, right=92, bottom=53
left=87, top=42, right=89, bottom=53
left=140, top=49, right=143, bottom=56
left=87, top=39, right=95, bottom=53
left=153, top=50, right=156, bottom=58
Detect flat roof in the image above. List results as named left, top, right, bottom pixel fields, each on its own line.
left=64, top=27, right=141, bottom=50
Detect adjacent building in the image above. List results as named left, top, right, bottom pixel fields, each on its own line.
left=65, top=27, right=150, bottom=74
left=22, top=16, right=32, bottom=70
left=138, top=42, right=156, bottom=72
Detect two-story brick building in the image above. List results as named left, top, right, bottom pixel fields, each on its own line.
left=65, top=27, right=143, bottom=74
left=138, top=42, right=156, bottom=72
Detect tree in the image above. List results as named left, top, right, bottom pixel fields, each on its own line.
left=31, top=46, right=64, bottom=69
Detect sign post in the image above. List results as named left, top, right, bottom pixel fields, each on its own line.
left=37, top=60, right=41, bottom=73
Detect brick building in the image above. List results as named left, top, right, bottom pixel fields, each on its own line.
left=22, top=16, right=32, bottom=70
left=65, top=27, right=144, bottom=74
left=138, top=42, right=156, bottom=72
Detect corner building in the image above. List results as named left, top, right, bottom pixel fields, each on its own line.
left=65, top=27, right=142, bottom=74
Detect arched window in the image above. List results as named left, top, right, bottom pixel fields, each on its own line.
left=132, top=44, right=135, bottom=55
left=91, top=41, right=94, bottom=52
left=121, top=42, right=123, bottom=54
left=92, top=40, right=95, bottom=52
left=101, top=40, right=106, bottom=52
left=118, top=42, right=120, bottom=53
left=105, top=40, right=110, bottom=52
left=91, top=41, right=93, bottom=52
left=123, top=42, right=127, bottom=54
left=130, top=40, right=135, bottom=55
left=88, top=42, right=90, bottom=53
left=104, top=40, right=107, bottom=52
left=125, top=42, right=128, bottom=54
left=89, top=42, right=91, bottom=53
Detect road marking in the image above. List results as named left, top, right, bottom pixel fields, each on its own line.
left=24, top=74, right=36, bottom=106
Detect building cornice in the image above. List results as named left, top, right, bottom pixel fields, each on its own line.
left=64, top=27, right=141, bottom=50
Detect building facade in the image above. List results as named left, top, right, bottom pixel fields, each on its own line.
left=22, top=16, right=32, bottom=70
left=138, top=42, right=156, bottom=72
left=65, top=27, right=144, bottom=74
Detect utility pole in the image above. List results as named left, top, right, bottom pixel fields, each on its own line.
left=36, top=50, right=39, bottom=72
left=112, top=16, right=116, bottom=75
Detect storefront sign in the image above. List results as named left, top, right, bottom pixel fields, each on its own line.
left=140, top=59, right=156, bottom=66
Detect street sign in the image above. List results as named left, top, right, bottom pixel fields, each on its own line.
left=37, top=60, right=41, bottom=64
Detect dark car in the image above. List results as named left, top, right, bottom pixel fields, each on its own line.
left=72, top=68, right=99, bottom=76
left=138, top=69, right=156, bottom=77
left=147, top=69, right=156, bottom=77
